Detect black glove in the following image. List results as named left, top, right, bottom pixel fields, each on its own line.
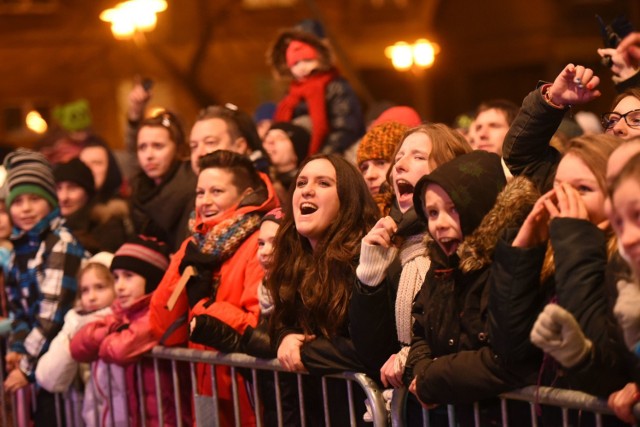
left=240, top=317, right=275, bottom=359
left=190, top=314, right=242, bottom=353
left=179, top=242, right=216, bottom=308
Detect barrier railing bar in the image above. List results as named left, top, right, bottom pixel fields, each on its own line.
left=321, top=376, right=330, bottom=427
left=529, top=402, right=538, bottom=427
left=474, top=401, right=480, bottom=426
left=171, top=359, right=183, bottom=427
left=500, top=397, right=508, bottom=426
left=251, top=368, right=262, bottom=427
left=230, top=366, right=241, bottom=427
left=297, top=373, right=307, bottom=427
left=209, top=363, right=221, bottom=426
left=135, top=362, right=146, bottom=427
left=347, top=379, right=356, bottom=427
left=153, top=357, right=163, bottom=426
left=274, top=370, right=283, bottom=427
left=447, top=404, right=456, bottom=427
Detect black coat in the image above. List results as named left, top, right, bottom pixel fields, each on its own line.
left=490, top=217, right=634, bottom=397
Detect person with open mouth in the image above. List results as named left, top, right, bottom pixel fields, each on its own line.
left=266, top=153, right=379, bottom=425
left=349, top=123, right=472, bottom=422
left=404, top=150, right=540, bottom=420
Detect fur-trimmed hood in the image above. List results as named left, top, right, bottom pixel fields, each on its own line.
left=267, top=28, right=334, bottom=79
left=458, top=176, right=540, bottom=273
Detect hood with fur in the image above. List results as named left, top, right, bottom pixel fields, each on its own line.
left=458, top=176, right=540, bottom=273
left=268, top=29, right=334, bottom=79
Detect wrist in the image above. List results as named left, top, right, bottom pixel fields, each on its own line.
left=541, top=84, right=569, bottom=110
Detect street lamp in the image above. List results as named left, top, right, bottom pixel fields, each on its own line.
left=100, top=0, right=167, bottom=40
left=385, top=38, right=440, bottom=71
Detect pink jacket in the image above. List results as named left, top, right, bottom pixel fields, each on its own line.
left=71, top=295, right=191, bottom=426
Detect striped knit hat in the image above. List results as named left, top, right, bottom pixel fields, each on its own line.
left=4, top=149, right=58, bottom=208
left=357, top=121, right=408, bottom=166
left=111, top=236, right=170, bottom=294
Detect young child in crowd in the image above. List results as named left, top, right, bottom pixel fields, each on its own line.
left=268, top=24, right=365, bottom=155
left=405, top=151, right=538, bottom=424
left=35, top=252, right=115, bottom=426
left=2, top=149, right=86, bottom=425
left=150, top=150, right=278, bottom=426
left=70, top=236, right=188, bottom=427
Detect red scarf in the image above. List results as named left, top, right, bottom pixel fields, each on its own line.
left=274, top=69, right=338, bottom=156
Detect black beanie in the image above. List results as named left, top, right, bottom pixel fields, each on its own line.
left=54, top=158, right=96, bottom=199
left=414, top=151, right=507, bottom=237
left=111, top=236, right=170, bottom=294
left=267, top=122, right=311, bottom=165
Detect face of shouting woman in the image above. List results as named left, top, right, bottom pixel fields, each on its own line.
left=292, top=158, right=340, bottom=251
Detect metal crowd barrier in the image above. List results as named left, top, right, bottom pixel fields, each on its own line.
left=2, top=344, right=640, bottom=426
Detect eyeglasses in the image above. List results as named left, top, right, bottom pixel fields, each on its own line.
left=601, top=109, right=640, bottom=130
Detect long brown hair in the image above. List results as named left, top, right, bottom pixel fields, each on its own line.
left=267, top=154, right=379, bottom=338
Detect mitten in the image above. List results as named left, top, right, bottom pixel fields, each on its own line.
left=530, top=303, right=592, bottom=368
left=614, top=280, right=640, bottom=350
left=189, top=314, right=242, bottom=353
left=179, top=241, right=216, bottom=308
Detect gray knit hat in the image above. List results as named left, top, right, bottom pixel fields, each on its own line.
left=4, top=149, right=58, bottom=208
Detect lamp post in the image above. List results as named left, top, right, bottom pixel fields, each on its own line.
left=100, top=0, right=167, bottom=41
left=384, top=38, right=439, bottom=118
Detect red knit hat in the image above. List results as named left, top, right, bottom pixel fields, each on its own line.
left=372, top=106, right=422, bottom=128
left=286, top=40, right=319, bottom=67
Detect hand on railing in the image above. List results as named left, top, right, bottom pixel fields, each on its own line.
left=277, top=333, right=315, bottom=372
left=3, top=368, right=28, bottom=392
left=608, top=382, right=640, bottom=424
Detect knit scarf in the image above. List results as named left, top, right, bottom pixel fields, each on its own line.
left=395, top=233, right=430, bottom=346
left=274, top=69, right=338, bottom=156
left=190, top=212, right=262, bottom=262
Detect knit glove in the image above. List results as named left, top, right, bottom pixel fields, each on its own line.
left=530, top=303, right=592, bottom=368
left=614, top=280, right=640, bottom=350
left=356, top=242, right=397, bottom=287
left=179, top=241, right=215, bottom=308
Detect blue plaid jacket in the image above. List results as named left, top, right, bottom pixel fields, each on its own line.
left=6, top=208, right=86, bottom=380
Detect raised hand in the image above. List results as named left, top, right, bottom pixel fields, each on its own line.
left=362, top=216, right=398, bottom=249
left=546, top=64, right=602, bottom=107
left=544, top=183, right=589, bottom=222
left=512, top=191, right=552, bottom=248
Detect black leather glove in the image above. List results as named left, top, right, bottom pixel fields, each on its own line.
left=240, top=317, right=275, bottom=359
left=179, top=242, right=216, bottom=308
left=190, top=314, right=242, bottom=353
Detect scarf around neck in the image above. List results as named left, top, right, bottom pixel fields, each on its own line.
left=274, top=69, right=338, bottom=156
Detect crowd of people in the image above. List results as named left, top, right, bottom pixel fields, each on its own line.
left=2, top=20, right=640, bottom=427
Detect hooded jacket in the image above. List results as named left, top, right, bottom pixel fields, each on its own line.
left=404, top=152, right=539, bottom=405
left=268, top=29, right=365, bottom=155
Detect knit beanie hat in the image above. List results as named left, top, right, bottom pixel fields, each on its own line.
left=267, top=122, right=311, bottom=165
left=357, top=121, right=408, bottom=166
left=286, top=40, right=319, bottom=67
left=414, top=151, right=506, bottom=237
left=371, top=106, right=422, bottom=128
left=54, top=158, right=96, bottom=199
left=110, top=236, right=170, bottom=294
left=4, top=148, right=58, bottom=208
left=254, top=102, right=277, bottom=124
left=261, top=207, right=284, bottom=227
